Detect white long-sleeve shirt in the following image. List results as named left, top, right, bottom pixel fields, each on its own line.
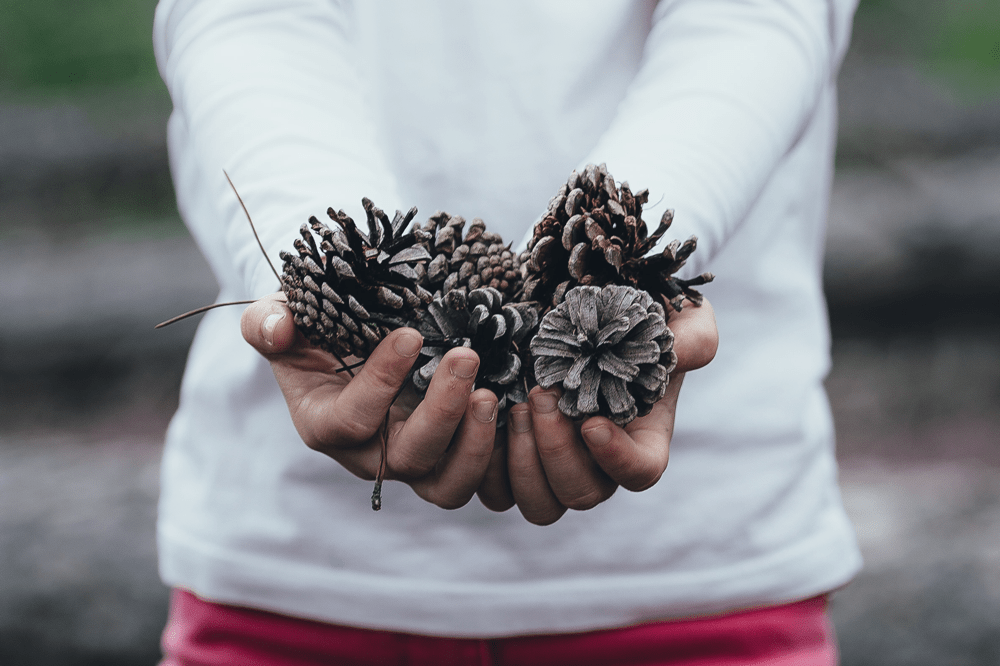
left=154, top=0, right=862, bottom=636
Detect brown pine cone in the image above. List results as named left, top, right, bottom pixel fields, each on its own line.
left=418, top=212, right=523, bottom=303
left=412, top=287, right=538, bottom=422
left=280, top=198, right=433, bottom=360
left=529, top=284, right=677, bottom=426
left=520, top=163, right=713, bottom=312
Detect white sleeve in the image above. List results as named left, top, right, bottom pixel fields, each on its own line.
left=583, top=0, right=857, bottom=274
left=153, top=0, right=401, bottom=297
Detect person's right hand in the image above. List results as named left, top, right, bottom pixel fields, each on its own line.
left=478, top=296, right=719, bottom=525
left=240, top=293, right=500, bottom=509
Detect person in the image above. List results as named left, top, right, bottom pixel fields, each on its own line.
left=153, top=0, right=862, bottom=664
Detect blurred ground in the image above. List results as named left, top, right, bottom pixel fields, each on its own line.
left=2, top=3, right=1000, bottom=664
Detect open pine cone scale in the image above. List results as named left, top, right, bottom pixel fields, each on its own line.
left=411, top=287, right=536, bottom=423
left=530, top=285, right=676, bottom=425
left=519, top=163, right=713, bottom=313
left=278, top=201, right=433, bottom=359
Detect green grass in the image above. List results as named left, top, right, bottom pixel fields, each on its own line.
left=928, top=1, right=1000, bottom=101
left=853, top=0, right=1000, bottom=103
left=0, top=0, right=161, bottom=95
left=3, top=0, right=995, bottom=104
left=0, top=0, right=179, bottom=243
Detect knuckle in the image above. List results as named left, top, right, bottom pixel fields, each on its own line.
left=332, top=420, right=371, bottom=445
left=562, top=485, right=613, bottom=511
left=364, top=359, right=406, bottom=391
left=534, top=435, right=570, bottom=459
left=388, top=450, right=435, bottom=479
left=387, top=457, right=431, bottom=479
left=562, top=492, right=602, bottom=511
left=605, top=438, right=669, bottom=491
left=322, top=410, right=375, bottom=447
left=622, top=465, right=664, bottom=492
left=463, top=442, right=496, bottom=468
left=428, top=398, right=468, bottom=423
left=508, top=455, right=539, bottom=477
left=626, top=448, right=670, bottom=491
left=297, top=394, right=375, bottom=445
left=421, top=485, right=472, bottom=510
left=294, top=403, right=370, bottom=451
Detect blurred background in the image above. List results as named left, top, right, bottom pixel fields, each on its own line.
left=1, top=0, right=998, bottom=663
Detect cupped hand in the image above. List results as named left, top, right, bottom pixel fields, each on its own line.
left=240, top=293, right=499, bottom=510
left=477, top=297, right=719, bottom=525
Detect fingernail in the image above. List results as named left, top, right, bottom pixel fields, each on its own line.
left=509, top=409, right=532, bottom=433
left=583, top=424, right=612, bottom=446
left=473, top=400, right=497, bottom=424
left=393, top=332, right=422, bottom=357
left=530, top=391, right=558, bottom=413
left=263, top=313, right=284, bottom=346
left=451, top=357, right=478, bottom=379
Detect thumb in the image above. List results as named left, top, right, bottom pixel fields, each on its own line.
left=669, top=296, right=719, bottom=374
left=240, top=293, right=299, bottom=356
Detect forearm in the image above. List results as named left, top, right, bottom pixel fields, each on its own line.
left=580, top=0, right=854, bottom=274
left=154, top=0, right=401, bottom=297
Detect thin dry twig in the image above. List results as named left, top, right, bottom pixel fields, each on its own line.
left=224, top=169, right=281, bottom=284
left=155, top=300, right=257, bottom=328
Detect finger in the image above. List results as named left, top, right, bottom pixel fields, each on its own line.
left=506, top=404, right=566, bottom=525
left=668, top=296, right=719, bottom=374
left=476, top=429, right=515, bottom=512
left=240, top=293, right=299, bottom=356
left=304, top=327, right=423, bottom=448
left=529, top=388, right=617, bottom=511
left=581, top=374, right=684, bottom=492
left=411, top=388, right=498, bottom=509
left=387, top=347, right=480, bottom=478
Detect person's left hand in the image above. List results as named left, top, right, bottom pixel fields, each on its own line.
left=476, top=297, right=719, bottom=524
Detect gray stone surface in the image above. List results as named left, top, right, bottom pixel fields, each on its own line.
left=824, top=149, right=1000, bottom=321
left=0, top=233, right=216, bottom=345
left=0, top=433, right=167, bottom=666
left=0, top=91, right=170, bottom=200
left=833, top=460, right=1000, bottom=666
left=825, top=329, right=1000, bottom=665
left=837, top=57, right=1000, bottom=160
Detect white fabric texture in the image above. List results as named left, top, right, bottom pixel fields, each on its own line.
left=154, top=0, right=862, bottom=637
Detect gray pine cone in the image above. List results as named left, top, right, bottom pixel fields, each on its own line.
left=530, top=284, right=677, bottom=426
left=412, top=287, right=538, bottom=422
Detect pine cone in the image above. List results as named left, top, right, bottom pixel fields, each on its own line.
left=280, top=199, right=433, bottom=359
left=418, top=212, right=523, bottom=303
left=412, top=287, right=538, bottom=422
left=530, top=285, right=677, bottom=426
left=520, top=163, right=714, bottom=312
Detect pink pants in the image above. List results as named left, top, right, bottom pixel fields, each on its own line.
left=161, top=589, right=837, bottom=666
